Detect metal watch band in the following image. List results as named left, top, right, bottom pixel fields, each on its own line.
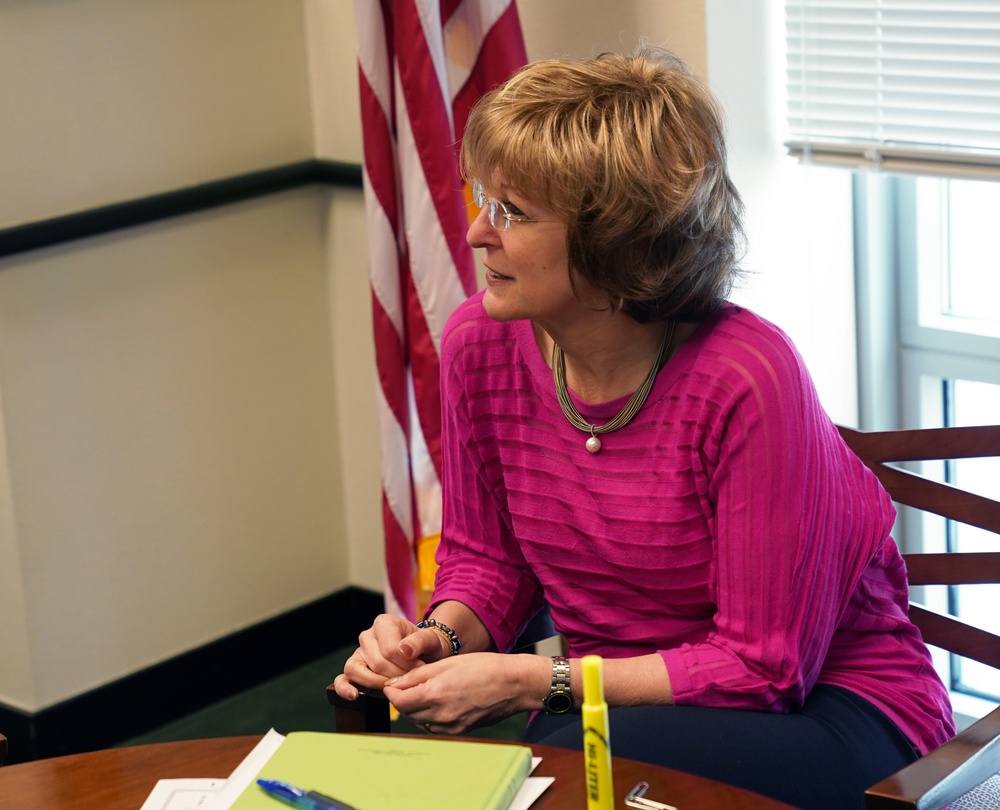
left=543, top=655, right=573, bottom=714
left=551, top=655, right=570, bottom=690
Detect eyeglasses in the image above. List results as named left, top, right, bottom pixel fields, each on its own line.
left=471, top=178, right=541, bottom=231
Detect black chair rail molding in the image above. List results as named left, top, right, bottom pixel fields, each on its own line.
left=0, top=159, right=363, bottom=260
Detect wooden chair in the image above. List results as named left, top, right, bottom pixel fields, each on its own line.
left=837, top=425, right=1000, bottom=810
left=328, top=425, right=1000, bottom=809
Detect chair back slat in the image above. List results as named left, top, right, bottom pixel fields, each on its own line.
left=839, top=425, right=1000, bottom=464
left=867, top=464, right=1000, bottom=535
left=909, top=605, right=1000, bottom=671
left=903, top=552, right=1000, bottom=586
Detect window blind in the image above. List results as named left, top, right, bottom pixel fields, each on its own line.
left=785, top=1, right=1000, bottom=179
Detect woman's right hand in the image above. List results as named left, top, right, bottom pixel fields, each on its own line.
left=332, top=613, right=453, bottom=701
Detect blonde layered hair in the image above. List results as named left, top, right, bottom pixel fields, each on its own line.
left=461, top=47, right=746, bottom=322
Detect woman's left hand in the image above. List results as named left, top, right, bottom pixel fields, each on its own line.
left=384, top=652, right=548, bottom=735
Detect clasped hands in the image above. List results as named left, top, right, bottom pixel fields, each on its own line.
left=332, top=613, right=540, bottom=734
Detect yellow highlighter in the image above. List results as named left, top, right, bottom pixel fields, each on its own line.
left=582, top=654, right=614, bottom=810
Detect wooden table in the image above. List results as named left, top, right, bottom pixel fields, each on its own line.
left=0, top=734, right=798, bottom=809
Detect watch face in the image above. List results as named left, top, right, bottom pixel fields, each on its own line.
left=544, top=691, right=573, bottom=714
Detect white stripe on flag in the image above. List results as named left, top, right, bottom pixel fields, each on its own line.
left=363, top=168, right=404, bottom=339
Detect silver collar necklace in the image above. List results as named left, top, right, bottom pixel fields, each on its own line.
left=552, top=320, right=675, bottom=454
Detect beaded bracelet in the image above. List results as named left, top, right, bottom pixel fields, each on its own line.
left=416, top=618, right=462, bottom=656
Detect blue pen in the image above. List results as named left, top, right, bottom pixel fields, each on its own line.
left=257, top=778, right=361, bottom=810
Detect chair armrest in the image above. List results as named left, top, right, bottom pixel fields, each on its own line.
left=326, top=686, right=392, bottom=734
left=865, top=705, right=1000, bottom=809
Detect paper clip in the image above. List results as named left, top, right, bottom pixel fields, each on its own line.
left=624, top=781, right=678, bottom=810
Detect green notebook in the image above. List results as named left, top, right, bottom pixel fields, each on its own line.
left=229, top=731, right=533, bottom=810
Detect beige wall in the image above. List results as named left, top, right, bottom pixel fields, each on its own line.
left=0, top=0, right=316, bottom=228
left=0, top=0, right=369, bottom=712
left=0, top=191, right=352, bottom=707
left=519, top=1, right=705, bottom=72
left=3, top=0, right=852, bottom=714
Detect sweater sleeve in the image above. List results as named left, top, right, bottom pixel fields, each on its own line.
left=659, top=320, right=894, bottom=711
left=428, top=305, right=545, bottom=653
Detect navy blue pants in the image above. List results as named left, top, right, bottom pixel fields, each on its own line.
left=523, top=685, right=918, bottom=810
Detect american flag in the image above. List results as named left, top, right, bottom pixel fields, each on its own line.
left=355, top=0, right=527, bottom=620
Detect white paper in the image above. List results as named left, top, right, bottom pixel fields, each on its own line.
left=511, top=776, right=555, bottom=810
left=138, top=779, right=227, bottom=810
left=201, top=729, right=287, bottom=810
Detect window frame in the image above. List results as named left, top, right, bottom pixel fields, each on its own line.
left=856, top=172, right=1000, bottom=720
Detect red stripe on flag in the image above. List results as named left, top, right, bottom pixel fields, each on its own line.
left=439, top=0, right=463, bottom=25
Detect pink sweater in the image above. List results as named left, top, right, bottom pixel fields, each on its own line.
left=432, top=292, right=954, bottom=755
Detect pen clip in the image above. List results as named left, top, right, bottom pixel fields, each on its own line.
left=624, top=781, right=678, bottom=810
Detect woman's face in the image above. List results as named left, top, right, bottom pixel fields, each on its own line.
left=467, top=178, right=598, bottom=328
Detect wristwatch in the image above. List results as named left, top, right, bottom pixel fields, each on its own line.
left=542, top=655, right=573, bottom=714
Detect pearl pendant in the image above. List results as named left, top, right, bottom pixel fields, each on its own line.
left=585, top=435, right=602, bottom=454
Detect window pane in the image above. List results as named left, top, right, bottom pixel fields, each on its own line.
left=915, top=177, right=1000, bottom=341
left=945, top=182, right=1000, bottom=324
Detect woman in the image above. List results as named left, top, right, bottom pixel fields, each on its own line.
left=334, top=47, right=954, bottom=809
